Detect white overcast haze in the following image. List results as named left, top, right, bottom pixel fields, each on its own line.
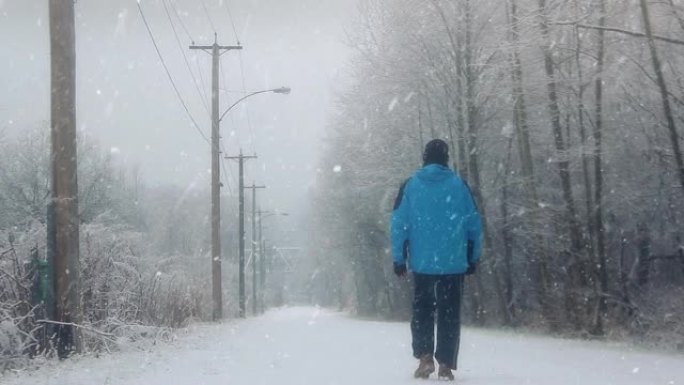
left=0, top=0, right=355, bottom=221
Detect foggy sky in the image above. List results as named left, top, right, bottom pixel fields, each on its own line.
left=0, top=0, right=356, bottom=227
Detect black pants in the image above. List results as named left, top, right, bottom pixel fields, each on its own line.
left=411, top=273, right=463, bottom=370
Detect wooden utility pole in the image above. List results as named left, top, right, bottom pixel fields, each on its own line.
left=246, top=183, right=266, bottom=316
left=261, top=238, right=268, bottom=311
left=49, top=0, right=81, bottom=358
left=190, top=36, right=241, bottom=321
left=258, top=209, right=265, bottom=313
left=226, top=151, right=257, bottom=317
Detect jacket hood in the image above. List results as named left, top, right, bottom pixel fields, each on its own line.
left=416, top=164, right=454, bottom=183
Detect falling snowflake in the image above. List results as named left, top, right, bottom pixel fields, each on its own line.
left=501, top=122, right=514, bottom=138
left=388, top=96, right=399, bottom=112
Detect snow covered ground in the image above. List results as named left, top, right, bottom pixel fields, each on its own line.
left=3, top=307, right=683, bottom=385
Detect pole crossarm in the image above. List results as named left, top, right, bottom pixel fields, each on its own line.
left=225, top=154, right=258, bottom=161
left=245, top=185, right=267, bottom=190
left=257, top=210, right=289, bottom=218
left=189, top=45, right=243, bottom=50
left=189, top=44, right=242, bottom=58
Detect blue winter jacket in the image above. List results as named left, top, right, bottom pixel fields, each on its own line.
left=391, top=164, right=483, bottom=275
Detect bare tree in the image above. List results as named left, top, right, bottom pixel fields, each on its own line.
left=639, top=0, right=684, bottom=194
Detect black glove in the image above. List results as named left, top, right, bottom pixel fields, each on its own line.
left=394, top=262, right=407, bottom=277
left=465, top=263, right=477, bottom=275
left=465, top=240, right=476, bottom=275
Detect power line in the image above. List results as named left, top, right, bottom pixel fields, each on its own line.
left=136, top=2, right=210, bottom=144
left=218, top=57, right=244, bottom=159
left=237, top=51, right=257, bottom=152
left=220, top=139, right=235, bottom=196
left=223, top=0, right=241, bottom=44
left=220, top=2, right=256, bottom=152
left=219, top=54, right=230, bottom=97
left=220, top=88, right=250, bottom=94
left=207, top=0, right=240, bottom=197
left=161, top=0, right=210, bottom=115
left=200, top=0, right=217, bottom=34
left=195, top=56, right=211, bottom=104
left=217, top=88, right=238, bottom=195
left=220, top=56, right=255, bottom=154
left=167, top=0, right=194, bottom=44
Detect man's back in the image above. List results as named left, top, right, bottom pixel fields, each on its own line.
left=392, top=163, right=482, bottom=275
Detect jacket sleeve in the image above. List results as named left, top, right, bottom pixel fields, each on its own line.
left=391, top=179, right=410, bottom=265
left=464, top=183, right=483, bottom=265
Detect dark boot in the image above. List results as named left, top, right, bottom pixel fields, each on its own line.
left=414, top=354, right=435, bottom=379
left=438, top=364, right=454, bottom=381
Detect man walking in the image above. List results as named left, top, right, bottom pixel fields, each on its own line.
left=391, top=139, right=483, bottom=381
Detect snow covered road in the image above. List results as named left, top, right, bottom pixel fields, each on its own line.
left=4, top=307, right=683, bottom=385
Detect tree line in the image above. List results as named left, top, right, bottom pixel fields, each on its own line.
left=0, top=125, right=245, bottom=370
left=310, top=0, right=684, bottom=347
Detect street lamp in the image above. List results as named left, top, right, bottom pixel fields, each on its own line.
left=219, top=87, right=291, bottom=122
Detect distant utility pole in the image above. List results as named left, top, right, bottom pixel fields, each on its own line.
left=261, top=237, right=268, bottom=312
left=255, top=210, right=287, bottom=313
left=190, top=35, right=242, bottom=321
left=226, top=150, right=257, bottom=317
left=257, top=209, right=267, bottom=313
left=245, top=183, right=266, bottom=315
left=48, top=0, right=81, bottom=358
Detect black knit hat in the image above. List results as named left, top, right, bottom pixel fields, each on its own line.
left=423, top=139, right=449, bottom=167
